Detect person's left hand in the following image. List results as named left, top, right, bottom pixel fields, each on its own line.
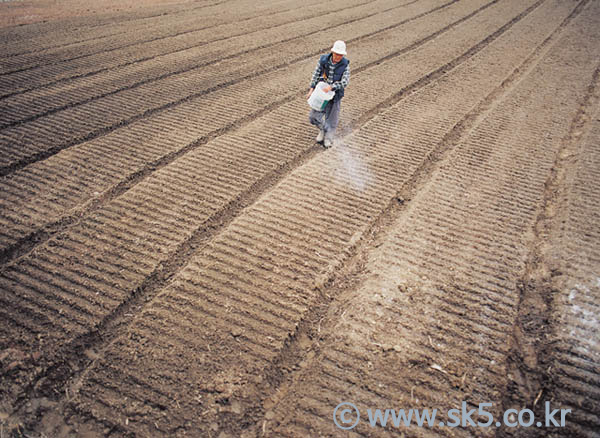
left=323, top=85, right=333, bottom=93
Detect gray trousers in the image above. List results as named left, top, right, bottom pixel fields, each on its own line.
left=309, top=98, right=341, bottom=141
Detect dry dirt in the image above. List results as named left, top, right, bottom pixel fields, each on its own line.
left=0, top=0, right=599, bottom=437
left=0, top=0, right=201, bottom=28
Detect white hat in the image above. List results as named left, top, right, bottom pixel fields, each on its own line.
left=331, top=40, right=347, bottom=55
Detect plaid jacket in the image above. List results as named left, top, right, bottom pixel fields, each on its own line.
left=309, top=54, right=350, bottom=100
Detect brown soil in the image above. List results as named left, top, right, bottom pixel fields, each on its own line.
left=0, top=0, right=199, bottom=28
left=0, top=0, right=598, bottom=437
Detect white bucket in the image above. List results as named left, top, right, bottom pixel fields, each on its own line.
left=307, top=82, right=335, bottom=111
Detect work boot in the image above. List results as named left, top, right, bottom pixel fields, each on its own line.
left=323, top=138, right=333, bottom=149
left=316, top=129, right=325, bottom=143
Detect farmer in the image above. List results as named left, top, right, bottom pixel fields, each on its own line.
left=307, top=40, right=350, bottom=149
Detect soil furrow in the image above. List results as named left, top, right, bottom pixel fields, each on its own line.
left=0, top=0, right=375, bottom=97
left=31, top=1, right=586, bottom=435
left=0, top=0, right=455, bottom=170
left=0, top=0, right=556, bottom=360
left=0, top=0, right=506, bottom=266
left=0, top=0, right=243, bottom=57
left=505, top=65, right=600, bottom=438
left=1, top=0, right=597, bottom=436
left=259, top=4, right=599, bottom=437
left=0, top=0, right=324, bottom=75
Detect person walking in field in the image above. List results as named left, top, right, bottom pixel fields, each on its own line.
left=307, top=40, right=350, bottom=149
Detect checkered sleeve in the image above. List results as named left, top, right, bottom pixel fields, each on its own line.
left=309, top=61, right=322, bottom=89
left=331, top=64, right=350, bottom=92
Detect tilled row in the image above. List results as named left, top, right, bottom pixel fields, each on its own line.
left=0, top=0, right=366, bottom=97
left=0, top=0, right=313, bottom=73
left=2, top=0, right=532, bottom=411
left=544, top=94, right=600, bottom=436
left=0, top=0, right=241, bottom=58
left=0, top=0, right=512, bottom=262
left=0, top=0, right=448, bottom=161
left=58, top=1, right=592, bottom=436
left=0, top=0, right=560, bottom=336
left=262, top=4, right=600, bottom=437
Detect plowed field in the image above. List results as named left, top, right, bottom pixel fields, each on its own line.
left=0, top=0, right=599, bottom=437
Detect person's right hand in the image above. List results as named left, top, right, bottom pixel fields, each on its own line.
left=306, top=88, right=314, bottom=99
